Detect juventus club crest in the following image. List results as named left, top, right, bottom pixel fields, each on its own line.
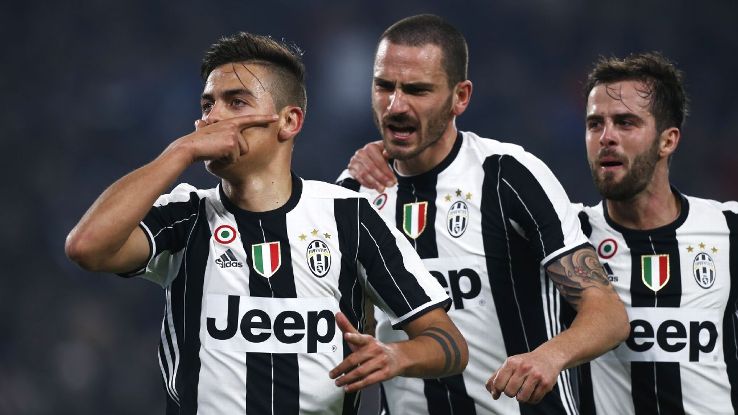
left=403, top=201, right=428, bottom=239
left=251, top=241, right=281, bottom=278
left=641, top=254, right=670, bottom=292
left=693, top=251, right=716, bottom=289
left=306, top=240, right=331, bottom=277
left=447, top=200, right=468, bottom=238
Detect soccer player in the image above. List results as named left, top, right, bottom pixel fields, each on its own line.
left=336, top=14, right=629, bottom=415
left=65, top=32, right=468, bottom=414
left=577, top=52, right=738, bottom=414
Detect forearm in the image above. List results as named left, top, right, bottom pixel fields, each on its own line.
left=537, top=291, right=628, bottom=370
left=65, top=144, right=192, bottom=270
left=394, top=317, right=468, bottom=378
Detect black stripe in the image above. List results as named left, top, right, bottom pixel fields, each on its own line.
left=618, top=200, right=685, bottom=414
left=238, top=210, right=300, bottom=415
left=723, top=210, right=738, bottom=413
left=577, top=363, right=596, bottom=415
left=171, top=199, right=210, bottom=414
left=336, top=176, right=361, bottom=192
left=144, top=192, right=202, bottom=255
left=423, top=375, right=476, bottom=415
left=579, top=210, right=593, bottom=238
left=334, top=198, right=363, bottom=329
left=358, top=198, right=432, bottom=317
left=395, top=169, right=438, bottom=258
left=481, top=155, right=570, bottom=414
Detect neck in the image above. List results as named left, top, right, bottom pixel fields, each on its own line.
left=221, top=164, right=293, bottom=212
left=394, top=122, right=457, bottom=176
left=605, top=171, right=679, bottom=230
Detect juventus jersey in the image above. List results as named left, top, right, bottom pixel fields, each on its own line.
left=577, top=192, right=738, bottom=415
left=337, top=131, right=590, bottom=415
left=124, top=174, right=450, bottom=415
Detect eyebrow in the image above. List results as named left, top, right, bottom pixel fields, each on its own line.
left=200, top=88, right=256, bottom=102
left=373, top=77, right=436, bottom=90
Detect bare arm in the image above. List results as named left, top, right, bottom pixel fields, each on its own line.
left=346, top=140, right=396, bottom=192
left=487, top=246, right=628, bottom=403
left=329, top=308, right=468, bottom=393
left=65, top=114, right=278, bottom=273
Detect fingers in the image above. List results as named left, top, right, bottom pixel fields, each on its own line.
left=485, top=356, right=556, bottom=404
left=348, top=141, right=396, bottom=191
left=335, top=312, right=359, bottom=335
left=230, top=113, right=280, bottom=130
left=194, top=119, right=207, bottom=131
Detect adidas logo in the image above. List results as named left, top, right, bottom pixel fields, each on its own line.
left=215, top=249, right=243, bottom=268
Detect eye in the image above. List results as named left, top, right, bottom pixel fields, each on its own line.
left=231, top=98, right=247, bottom=108
left=586, top=120, right=602, bottom=130
left=201, top=102, right=213, bottom=114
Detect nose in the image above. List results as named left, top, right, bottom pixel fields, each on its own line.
left=599, top=121, right=618, bottom=147
left=203, top=102, right=223, bottom=124
left=387, top=90, right=408, bottom=114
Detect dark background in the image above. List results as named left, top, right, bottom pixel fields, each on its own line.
left=2, top=1, right=737, bottom=413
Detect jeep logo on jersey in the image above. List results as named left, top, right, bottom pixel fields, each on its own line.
left=693, top=252, right=716, bottom=289
left=205, top=295, right=340, bottom=354
left=613, top=308, right=719, bottom=363
left=641, top=254, right=670, bottom=292
left=423, top=256, right=491, bottom=311
left=306, top=240, right=331, bottom=277
left=251, top=242, right=281, bottom=278
left=214, top=225, right=237, bottom=244
left=447, top=200, right=468, bottom=238
left=403, top=201, right=428, bottom=239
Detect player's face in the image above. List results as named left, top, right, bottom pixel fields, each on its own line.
left=372, top=40, right=455, bottom=161
left=585, top=80, right=663, bottom=201
left=200, top=62, right=279, bottom=175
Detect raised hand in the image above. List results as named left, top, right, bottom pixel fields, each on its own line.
left=347, top=140, right=395, bottom=191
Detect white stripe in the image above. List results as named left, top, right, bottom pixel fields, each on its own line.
left=497, top=157, right=530, bottom=350
left=502, top=177, right=547, bottom=258
left=360, top=222, right=412, bottom=309
left=182, top=201, right=203, bottom=340
left=157, top=346, right=178, bottom=403
left=159, top=292, right=180, bottom=403
left=165, top=287, right=181, bottom=401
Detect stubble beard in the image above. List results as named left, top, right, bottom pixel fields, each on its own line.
left=591, top=136, right=661, bottom=201
left=373, top=95, right=454, bottom=161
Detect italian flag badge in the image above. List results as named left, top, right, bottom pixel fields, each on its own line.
left=641, top=254, right=670, bottom=292
left=251, top=242, right=281, bottom=278
left=403, top=201, right=428, bottom=239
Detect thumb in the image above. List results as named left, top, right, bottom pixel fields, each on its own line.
left=194, top=119, right=207, bottom=131
left=382, top=149, right=391, bottom=161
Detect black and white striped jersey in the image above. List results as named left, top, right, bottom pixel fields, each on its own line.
left=337, top=131, right=590, bottom=415
left=577, top=192, right=738, bottom=415
left=124, top=174, right=450, bottom=415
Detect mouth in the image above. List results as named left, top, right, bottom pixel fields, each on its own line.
left=598, top=157, right=625, bottom=172
left=384, top=121, right=417, bottom=141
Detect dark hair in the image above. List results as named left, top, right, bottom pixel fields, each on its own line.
left=584, top=52, right=688, bottom=132
left=201, top=32, right=307, bottom=112
left=380, top=14, right=468, bottom=87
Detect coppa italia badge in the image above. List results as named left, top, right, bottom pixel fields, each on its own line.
left=251, top=242, right=282, bottom=278
left=214, top=225, right=237, bottom=244
left=403, top=201, right=428, bottom=239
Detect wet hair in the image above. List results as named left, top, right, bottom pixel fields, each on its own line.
left=584, top=51, right=688, bottom=132
left=380, top=14, right=468, bottom=87
left=201, top=32, right=306, bottom=112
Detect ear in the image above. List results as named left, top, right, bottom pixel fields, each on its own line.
left=451, top=80, right=473, bottom=117
left=277, top=106, right=304, bottom=142
left=659, top=127, right=680, bottom=158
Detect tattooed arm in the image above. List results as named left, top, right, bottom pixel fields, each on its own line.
left=487, top=246, right=629, bottom=404
left=330, top=308, right=468, bottom=393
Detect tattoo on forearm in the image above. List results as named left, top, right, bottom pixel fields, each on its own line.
left=547, top=247, right=611, bottom=309
left=418, top=327, right=462, bottom=374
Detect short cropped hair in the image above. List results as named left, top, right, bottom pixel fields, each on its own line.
left=201, top=32, right=307, bottom=112
left=584, top=52, right=688, bottom=132
left=380, top=14, right=468, bottom=87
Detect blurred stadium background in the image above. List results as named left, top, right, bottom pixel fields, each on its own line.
left=2, top=1, right=736, bottom=413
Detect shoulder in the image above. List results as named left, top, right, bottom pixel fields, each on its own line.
left=460, top=130, right=552, bottom=175
left=154, top=183, right=215, bottom=207
left=685, top=194, right=738, bottom=214
left=301, top=179, right=370, bottom=201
